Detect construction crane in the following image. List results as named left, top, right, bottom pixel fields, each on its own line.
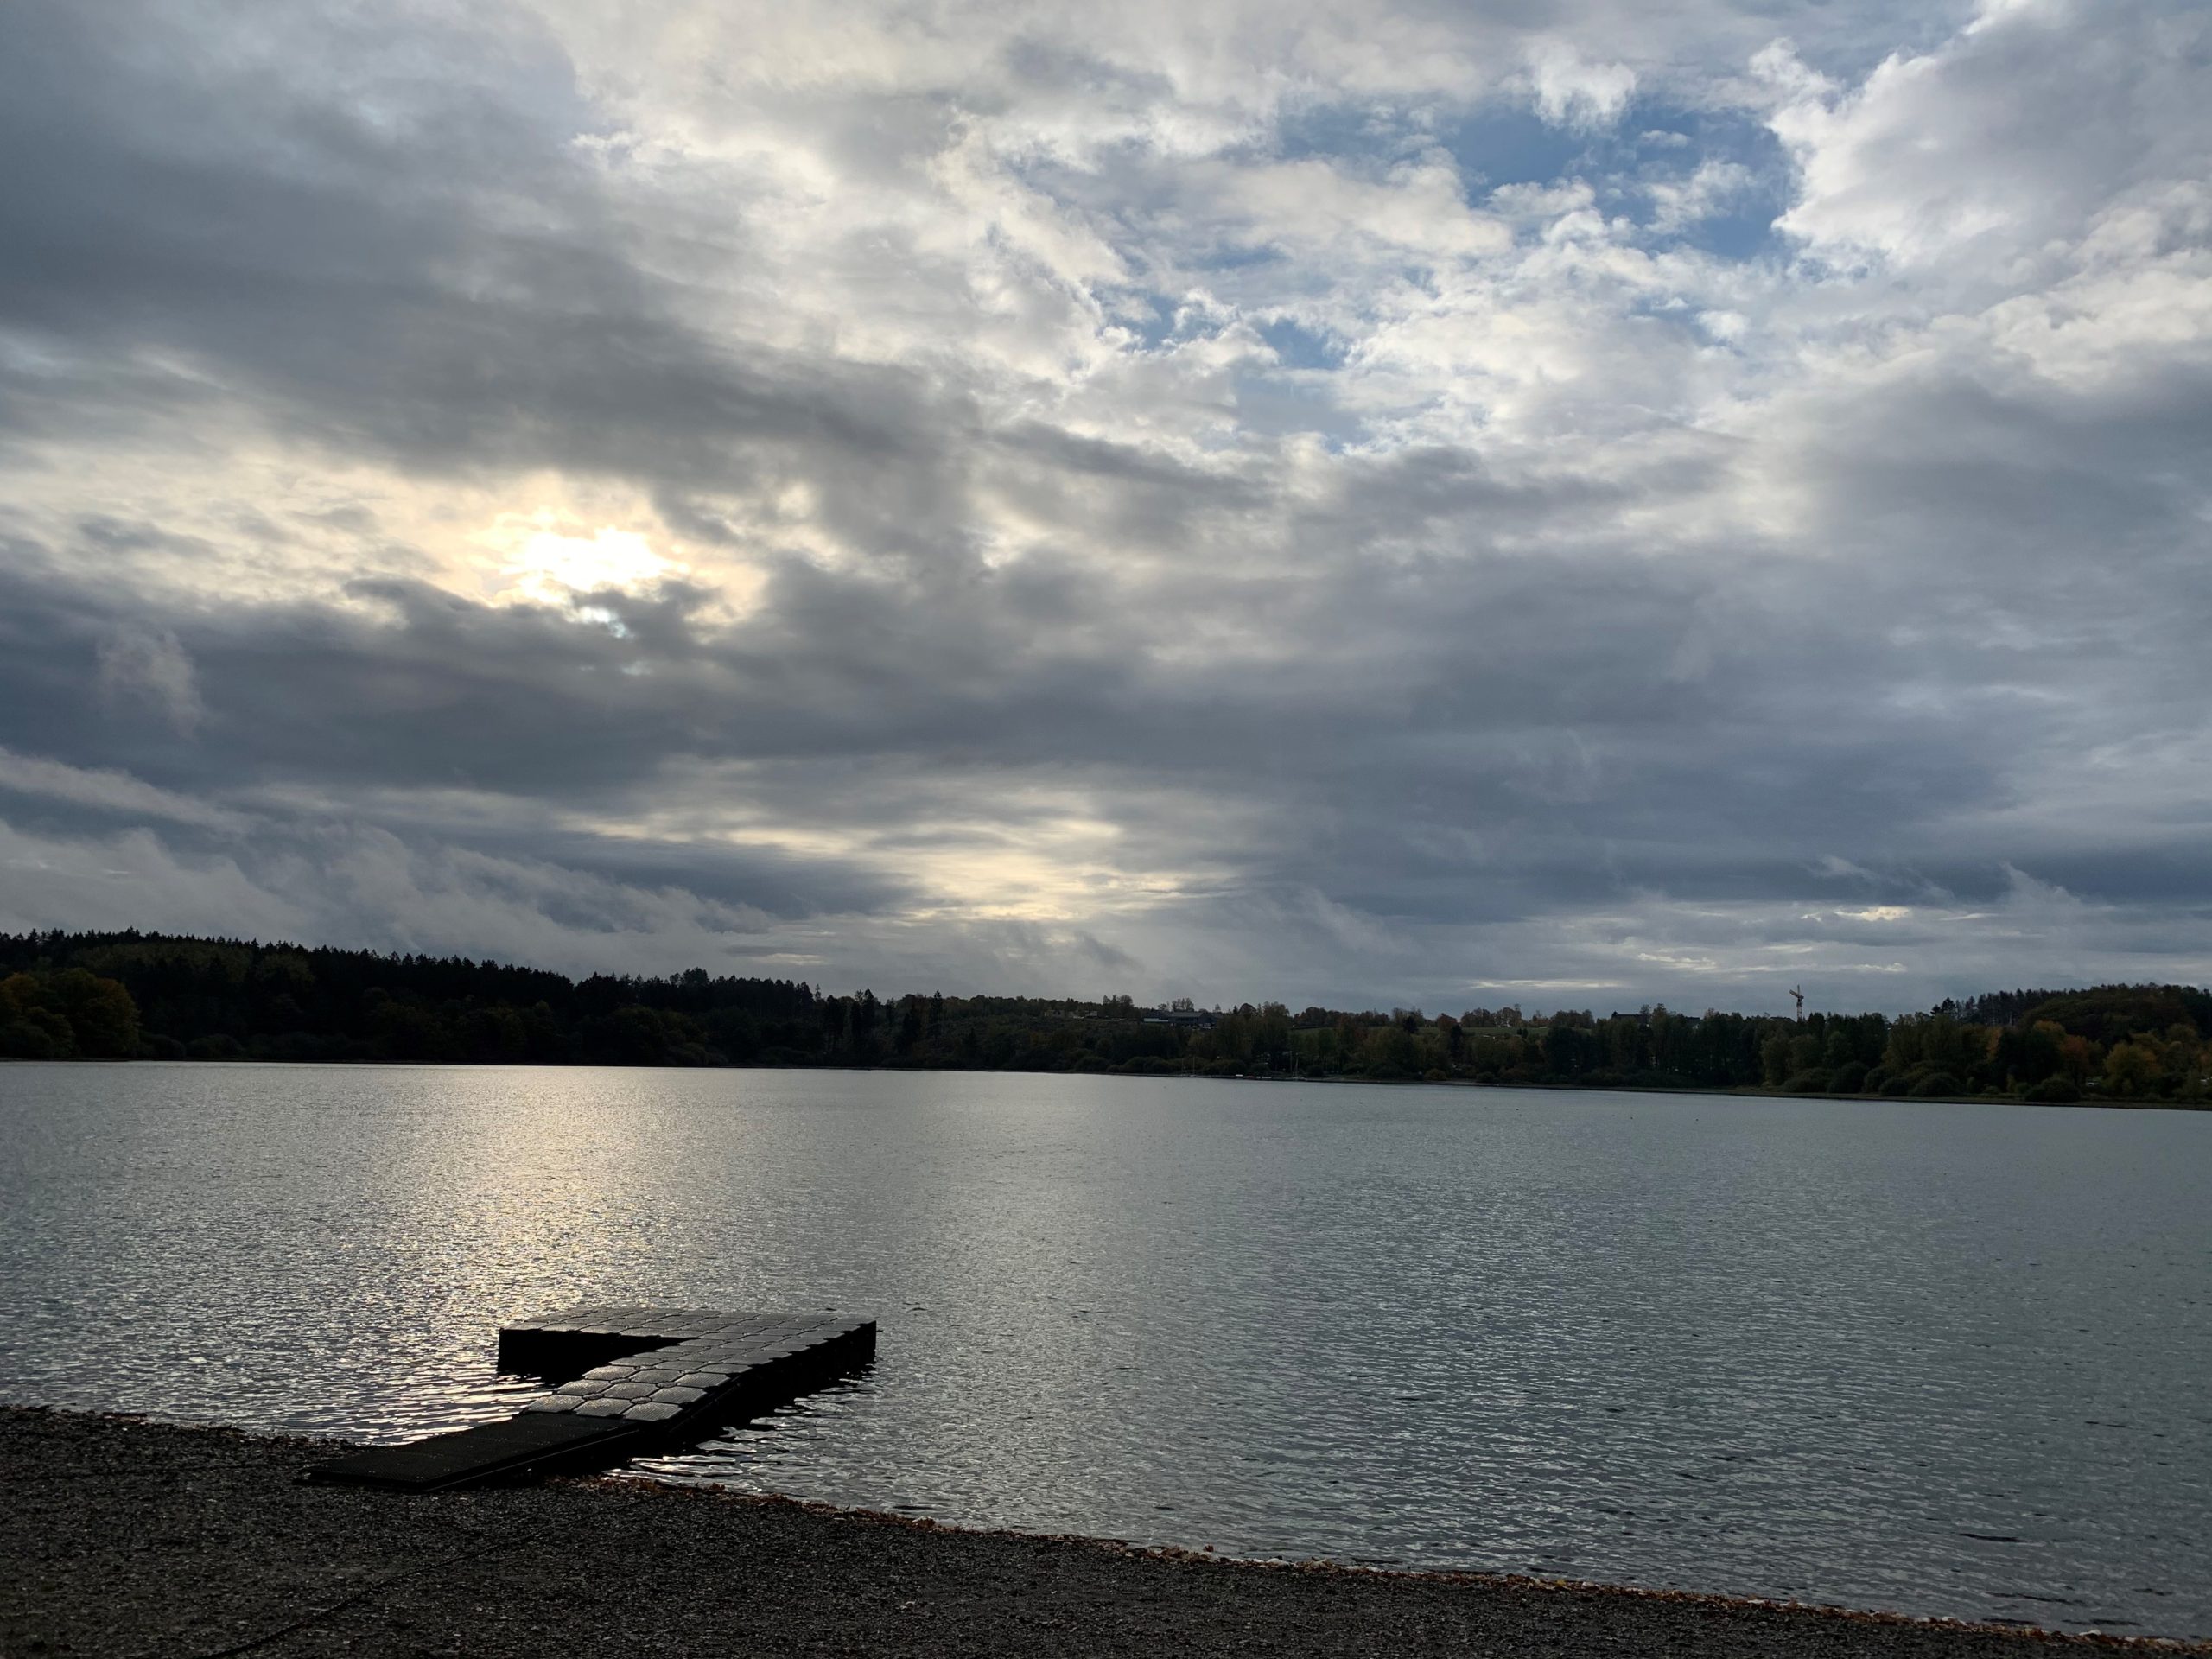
left=1789, top=984, right=1805, bottom=1020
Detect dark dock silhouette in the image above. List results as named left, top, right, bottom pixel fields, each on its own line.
left=307, top=1306, right=876, bottom=1492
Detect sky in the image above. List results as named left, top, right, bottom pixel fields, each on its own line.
left=1, top=0, right=2208, bottom=1015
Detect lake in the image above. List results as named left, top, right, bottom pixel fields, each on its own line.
left=1, top=1064, right=2205, bottom=1638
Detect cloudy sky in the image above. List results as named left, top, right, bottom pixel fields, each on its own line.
left=1, top=0, right=2207, bottom=1014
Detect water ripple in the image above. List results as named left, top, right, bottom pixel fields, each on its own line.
left=0, top=1064, right=2205, bottom=1640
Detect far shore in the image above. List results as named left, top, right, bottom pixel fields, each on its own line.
left=5, top=1406, right=2197, bottom=1657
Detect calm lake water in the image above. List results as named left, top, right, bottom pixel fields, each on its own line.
left=2, top=1064, right=2206, bottom=1637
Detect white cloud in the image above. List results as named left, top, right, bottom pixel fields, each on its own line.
left=1647, top=158, right=1755, bottom=233
left=1527, top=41, right=1638, bottom=131
left=1768, top=0, right=2211, bottom=276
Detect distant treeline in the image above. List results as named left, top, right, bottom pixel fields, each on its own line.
left=3, top=931, right=2209, bottom=1105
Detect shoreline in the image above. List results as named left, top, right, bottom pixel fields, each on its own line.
left=7, top=1054, right=2208, bottom=1112
left=6, top=1406, right=2203, bottom=1656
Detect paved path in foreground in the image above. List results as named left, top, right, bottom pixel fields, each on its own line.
left=1, top=1408, right=2183, bottom=1658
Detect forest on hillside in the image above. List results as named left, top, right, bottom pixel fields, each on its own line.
left=3, top=931, right=2209, bottom=1105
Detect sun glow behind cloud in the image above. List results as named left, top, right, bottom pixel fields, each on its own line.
left=487, top=518, right=677, bottom=602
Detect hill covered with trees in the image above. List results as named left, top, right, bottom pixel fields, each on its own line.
left=2, top=931, right=2207, bottom=1105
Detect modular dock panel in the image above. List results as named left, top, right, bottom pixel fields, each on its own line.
left=307, top=1306, right=875, bottom=1492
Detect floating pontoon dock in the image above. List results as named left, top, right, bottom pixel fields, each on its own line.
left=306, top=1306, right=875, bottom=1492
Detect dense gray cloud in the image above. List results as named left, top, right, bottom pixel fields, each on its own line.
left=1, top=0, right=2207, bottom=1012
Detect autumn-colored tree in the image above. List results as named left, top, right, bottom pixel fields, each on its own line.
left=53, top=969, right=140, bottom=1058
left=2102, top=1039, right=2158, bottom=1098
left=1, top=968, right=138, bottom=1058
left=1467, top=1031, right=1521, bottom=1075
left=1, top=972, right=73, bottom=1058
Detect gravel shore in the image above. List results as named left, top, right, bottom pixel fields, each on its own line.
left=3, top=1406, right=2195, bottom=1658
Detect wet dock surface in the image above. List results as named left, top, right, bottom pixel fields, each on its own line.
left=307, top=1306, right=875, bottom=1491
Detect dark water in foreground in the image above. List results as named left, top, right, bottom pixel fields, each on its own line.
left=1, top=1064, right=2205, bottom=1638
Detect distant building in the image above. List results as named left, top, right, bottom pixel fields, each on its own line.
left=1142, top=1006, right=1217, bottom=1029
